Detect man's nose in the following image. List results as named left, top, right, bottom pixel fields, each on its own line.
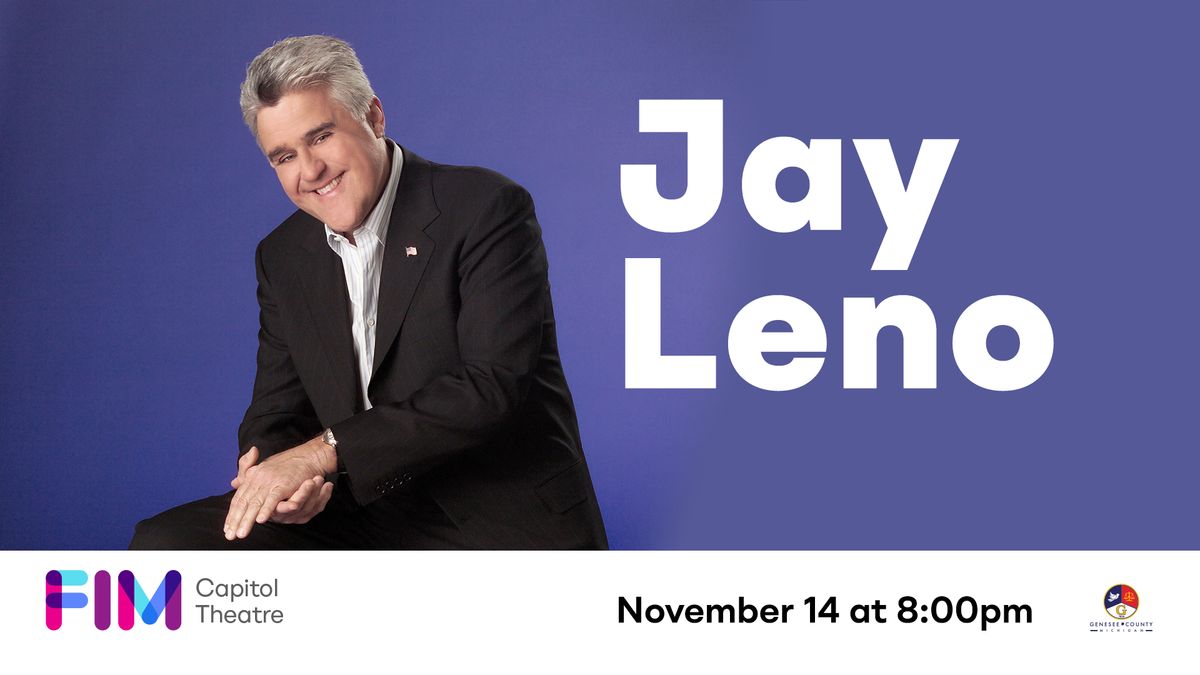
left=299, top=151, right=326, bottom=184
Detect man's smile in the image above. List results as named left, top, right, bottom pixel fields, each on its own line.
left=313, top=173, right=344, bottom=196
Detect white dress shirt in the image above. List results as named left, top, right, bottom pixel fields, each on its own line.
left=324, top=140, right=404, bottom=410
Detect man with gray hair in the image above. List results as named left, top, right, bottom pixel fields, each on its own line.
left=130, top=35, right=607, bottom=549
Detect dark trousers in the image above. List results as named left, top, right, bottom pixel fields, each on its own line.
left=129, top=485, right=471, bottom=550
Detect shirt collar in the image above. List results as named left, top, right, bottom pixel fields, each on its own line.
left=324, top=139, right=404, bottom=249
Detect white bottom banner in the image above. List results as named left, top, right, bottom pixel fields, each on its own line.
left=3, top=551, right=1194, bottom=672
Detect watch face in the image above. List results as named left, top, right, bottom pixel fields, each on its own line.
left=323, top=429, right=336, bottom=446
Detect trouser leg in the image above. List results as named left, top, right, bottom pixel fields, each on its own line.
left=129, top=489, right=376, bottom=550
left=129, top=486, right=470, bottom=550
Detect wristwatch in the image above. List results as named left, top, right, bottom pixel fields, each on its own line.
left=322, top=428, right=348, bottom=478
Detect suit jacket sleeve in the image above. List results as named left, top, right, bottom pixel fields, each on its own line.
left=236, top=240, right=324, bottom=465
left=330, top=182, right=548, bottom=506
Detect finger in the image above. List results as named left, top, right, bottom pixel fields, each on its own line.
left=234, top=493, right=265, bottom=539
left=241, top=446, right=259, bottom=467
left=237, top=446, right=259, bottom=474
left=231, top=471, right=271, bottom=539
left=225, top=463, right=263, bottom=538
left=295, top=482, right=334, bottom=524
left=270, top=508, right=299, bottom=524
left=295, top=475, right=324, bottom=500
left=272, top=477, right=323, bottom=522
left=314, top=481, right=334, bottom=510
left=224, top=485, right=253, bottom=540
left=288, top=477, right=325, bottom=517
left=284, top=477, right=318, bottom=508
left=281, top=477, right=324, bottom=522
left=252, top=484, right=289, bottom=528
left=274, top=477, right=319, bottom=515
left=232, top=447, right=259, bottom=489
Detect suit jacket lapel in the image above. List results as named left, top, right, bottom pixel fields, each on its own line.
left=373, top=146, right=440, bottom=379
left=297, top=217, right=360, bottom=418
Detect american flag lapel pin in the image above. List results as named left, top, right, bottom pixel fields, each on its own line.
left=405, top=246, right=418, bottom=257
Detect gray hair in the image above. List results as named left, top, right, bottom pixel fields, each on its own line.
left=239, top=35, right=376, bottom=138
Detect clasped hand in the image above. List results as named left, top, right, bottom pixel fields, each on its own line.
left=224, top=438, right=337, bottom=540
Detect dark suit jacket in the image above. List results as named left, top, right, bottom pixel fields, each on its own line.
left=236, top=146, right=607, bottom=549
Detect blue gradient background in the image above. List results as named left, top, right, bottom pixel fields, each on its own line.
left=1, top=1, right=1195, bottom=549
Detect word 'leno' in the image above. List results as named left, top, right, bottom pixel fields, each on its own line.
left=620, top=99, right=1053, bottom=392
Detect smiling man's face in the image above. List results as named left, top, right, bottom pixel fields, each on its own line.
left=256, top=87, right=390, bottom=234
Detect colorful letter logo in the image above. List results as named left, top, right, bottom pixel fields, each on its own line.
left=46, top=569, right=182, bottom=630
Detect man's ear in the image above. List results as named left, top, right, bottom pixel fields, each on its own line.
left=368, top=97, right=385, bottom=138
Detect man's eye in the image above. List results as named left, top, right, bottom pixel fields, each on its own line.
left=315, top=133, right=331, bottom=144
left=277, top=155, right=294, bottom=165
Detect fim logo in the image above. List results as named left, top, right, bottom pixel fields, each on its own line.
left=1104, top=584, right=1139, bottom=620
left=46, top=570, right=182, bottom=630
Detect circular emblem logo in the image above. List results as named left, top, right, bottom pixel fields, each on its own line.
left=1104, top=584, right=1139, bottom=620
